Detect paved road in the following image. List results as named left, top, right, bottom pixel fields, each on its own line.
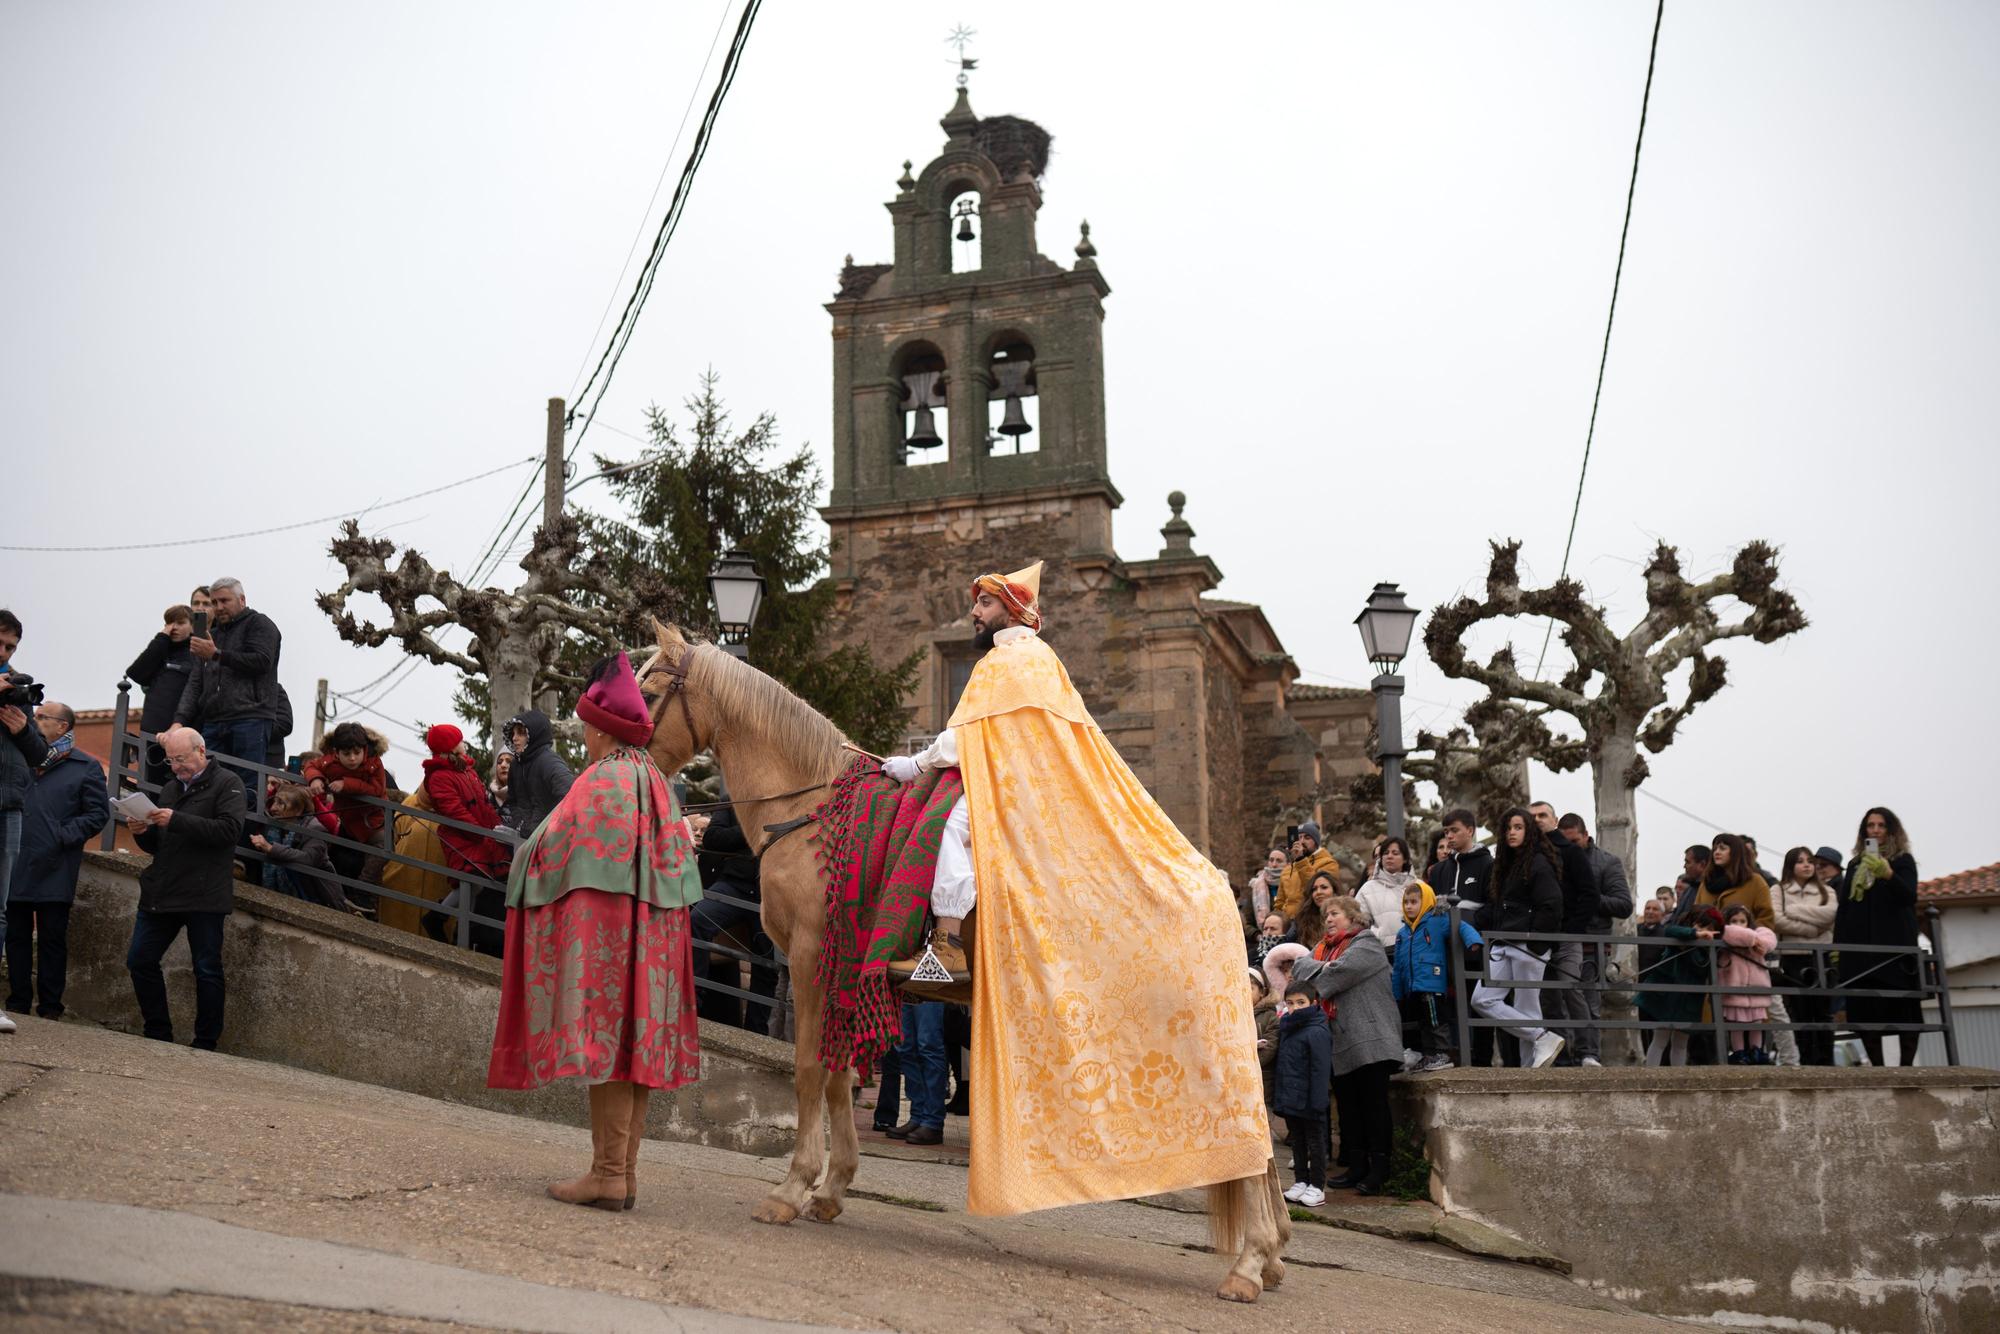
left=0, top=1017, right=1677, bottom=1333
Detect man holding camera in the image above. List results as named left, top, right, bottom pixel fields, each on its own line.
left=1, top=609, right=54, bottom=1037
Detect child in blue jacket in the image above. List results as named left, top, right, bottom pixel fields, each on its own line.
left=1392, top=880, right=1482, bottom=1071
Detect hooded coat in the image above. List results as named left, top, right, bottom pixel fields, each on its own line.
left=1355, top=868, right=1415, bottom=948
left=421, top=753, right=509, bottom=880
left=1270, top=1004, right=1333, bottom=1119
left=1277, top=844, right=1341, bottom=921
left=501, top=709, right=575, bottom=838
left=1391, top=883, right=1484, bottom=1000
left=302, top=729, right=389, bottom=843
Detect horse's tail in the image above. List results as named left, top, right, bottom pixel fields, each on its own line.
left=1207, top=1176, right=1248, bottom=1256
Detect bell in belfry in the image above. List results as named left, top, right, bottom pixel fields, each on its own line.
left=906, top=405, right=944, bottom=450
left=996, top=393, right=1032, bottom=438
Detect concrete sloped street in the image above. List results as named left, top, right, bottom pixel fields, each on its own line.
left=0, top=1018, right=1675, bottom=1332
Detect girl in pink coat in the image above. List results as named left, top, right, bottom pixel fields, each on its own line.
left=1719, top=902, right=1778, bottom=1065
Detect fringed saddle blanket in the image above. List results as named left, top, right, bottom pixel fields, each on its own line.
left=812, top=755, right=963, bottom=1077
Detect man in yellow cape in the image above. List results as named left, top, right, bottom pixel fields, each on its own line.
left=880, top=562, right=1270, bottom=1215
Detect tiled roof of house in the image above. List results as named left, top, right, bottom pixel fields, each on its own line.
left=1919, top=862, right=2000, bottom=904
left=1287, top=683, right=1368, bottom=702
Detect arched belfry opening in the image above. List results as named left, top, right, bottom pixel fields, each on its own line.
left=948, top=188, right=982, bottom=273
left=894, top=344, right=948, bottom=468
left=986, top=339, right=1038, bottom=456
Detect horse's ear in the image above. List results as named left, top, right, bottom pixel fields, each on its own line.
left=652, top=618, right=684, bottom=652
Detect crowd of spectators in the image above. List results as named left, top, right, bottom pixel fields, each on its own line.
left=1243, top=799, right=1934, bottom=1203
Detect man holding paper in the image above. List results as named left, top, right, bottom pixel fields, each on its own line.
left=126, top=726, right=244, bottom=1050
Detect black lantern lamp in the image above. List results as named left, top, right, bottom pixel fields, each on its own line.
left=708, top=550, right=765, bottom=659
left=1355, top=582, right=1419, bottom=675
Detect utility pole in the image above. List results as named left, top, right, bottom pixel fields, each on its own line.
left=312, top=678, right=329, bottom=751
left=543, top=397, right=566, bottom=535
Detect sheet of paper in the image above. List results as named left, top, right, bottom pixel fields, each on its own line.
left=112, top=791, right=160, bottom=822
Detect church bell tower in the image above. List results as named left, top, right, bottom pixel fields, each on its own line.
left=822, top=79, right=1121, bottom=622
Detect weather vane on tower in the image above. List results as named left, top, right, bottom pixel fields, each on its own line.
left=947, top=23, right=977, bottom=89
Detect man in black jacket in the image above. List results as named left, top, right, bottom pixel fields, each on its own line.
left=2, top=607, right=53, bottom=1036
left=1559, top=812, right=1634, bottom=1067
left=126, top=604, right=197, bottom=789
left=1431, top=808, right=1500, bottom=1064
left=500, top=710, right=574, bottom=838
left=124, top=726, right=244, bottom=1049
left=173, top=577, right=281, bottom=795
left=1532, top=801, right=1601, bottom=1064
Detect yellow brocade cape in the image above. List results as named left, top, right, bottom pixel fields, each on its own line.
left=946, top=634, right=1271, bottom=1215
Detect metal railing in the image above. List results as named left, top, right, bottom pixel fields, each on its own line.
left=101, top=682, right=788, bottom=1032
left=1442, top=896, right=1958, bottom=1066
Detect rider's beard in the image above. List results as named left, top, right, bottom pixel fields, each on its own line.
left=972, top=622, right=997, bottom=651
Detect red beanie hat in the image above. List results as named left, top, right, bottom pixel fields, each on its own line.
left=577, top=652, right=654, bottom=747
left=424, top=723, right=463, bottom=754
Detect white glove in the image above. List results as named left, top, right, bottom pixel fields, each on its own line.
left=882, top=755, right=920, bottom=784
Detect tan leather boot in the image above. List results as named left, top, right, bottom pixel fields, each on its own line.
left=887, top=926, right=971, bottom=984
left=547, top=1083, right=632, bottom=1211
left=623, top=1086, right=652, bottom=1211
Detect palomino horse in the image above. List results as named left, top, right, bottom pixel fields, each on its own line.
left=637, top=623, right=1289, bottom=1300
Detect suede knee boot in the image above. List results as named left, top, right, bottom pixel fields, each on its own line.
left=623, top=1086, right=652, bottom=1211
left=548, top=1082, right=633, bottom=1210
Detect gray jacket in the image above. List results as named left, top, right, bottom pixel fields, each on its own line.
left=1583, top=842, right=1634, bottom=932
left=1293, top=933, right=1404, bottom=1076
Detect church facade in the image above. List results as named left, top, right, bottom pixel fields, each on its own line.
left=819, top=85, right=1368, bottom=882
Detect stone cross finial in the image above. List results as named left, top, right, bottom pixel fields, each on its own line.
left=1160, top=490, right=1196, bottom=556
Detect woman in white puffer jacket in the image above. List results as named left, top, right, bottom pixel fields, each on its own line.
left=1355, top=837, right=1418, bottom=952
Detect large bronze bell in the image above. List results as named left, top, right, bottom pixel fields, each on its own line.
left=956, top=213, right=976, bottom=243
left=996, top=393, right=1032, bottom=437
left=906, top=406, right=943, bottom=450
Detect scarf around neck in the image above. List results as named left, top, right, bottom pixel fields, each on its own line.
left=36, top=731, right=75, bottom=774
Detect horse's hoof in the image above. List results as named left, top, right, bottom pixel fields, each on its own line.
left=752, top=1198, right=800, bottom=1226
left=1260, top=1259, right=1286, bottom=1290
left=804, top=1195, right=843, bottom=1224
left=1216, top=1274, right=1262, bottom=1303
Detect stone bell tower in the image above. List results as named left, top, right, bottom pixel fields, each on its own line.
left=822, top=81, right=1122, bottom=647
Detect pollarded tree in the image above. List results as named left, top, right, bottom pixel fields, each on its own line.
left=1424, top=539, right=1807, bottom=878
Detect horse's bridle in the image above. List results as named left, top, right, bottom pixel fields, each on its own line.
left=638, top=639, right=835, bottom=855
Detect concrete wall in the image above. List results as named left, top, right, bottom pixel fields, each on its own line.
left=61, top=852, right=803, bottom=1157
left=1394, top=1067, right=2000, bottom=1333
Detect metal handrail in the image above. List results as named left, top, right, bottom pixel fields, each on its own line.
left=1442, top=895, right=1958, bottom=1067
left=98, top=685, right=787, bottom=1025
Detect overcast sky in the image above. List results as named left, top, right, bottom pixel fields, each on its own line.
left=5, top=1, right=1995, bottom=894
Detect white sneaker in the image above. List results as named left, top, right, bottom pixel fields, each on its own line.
left=1580, top=1056, right=1602, bottom=1068
left=1283, top=1181, right=1308, bottom=1202
left=0, top=1013, right=15, bottom=1034
left=1531, top=1032, right=1566, bottom=1068
left=1297, top=1186, right=1326, bottom=1208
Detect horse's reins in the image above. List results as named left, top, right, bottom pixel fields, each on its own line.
left=640, top=641, right=858, bottom=858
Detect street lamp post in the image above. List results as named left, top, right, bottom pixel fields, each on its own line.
left=1354, top=582, right=1419, bottom=840
left=708, top=550, right=765, bottom=660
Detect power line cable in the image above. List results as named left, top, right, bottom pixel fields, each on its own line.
left=0, top=456, right=537, bottom=553
left=470, top=0, right=764, bottom=590
left=1637, top=784, right=1725, bottom=832
left=564, top=0, right=738, bottom=404
left=1533, top=0, right=1666, bottom=678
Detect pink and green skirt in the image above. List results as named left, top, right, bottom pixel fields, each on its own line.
left=486, top=887, right=701, bottom=1091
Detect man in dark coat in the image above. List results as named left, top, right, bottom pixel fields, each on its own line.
left=690, top=796, right=774, bottom=1031
left=172, top=577, right=282, bottom=792
left=1532, top=801, right=1601, bottom=1064
left=1430, top=808, right=1497, bottom=1064
left=125, top=726, right=245, bottom=1049
left=500, top=710, right=574, bottom=838
left=7, top=701, right=108, bottom=1020
left=2, top=608, right=53, bottom=1036
left=125, top=605, right=196, bottom=790
left=1559, top=812, right=1634, bottom=1067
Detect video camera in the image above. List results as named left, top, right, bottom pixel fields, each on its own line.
left=0, top=673, right=45, bottom=712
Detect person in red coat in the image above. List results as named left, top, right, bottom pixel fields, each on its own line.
left=420, top=724, right=511, bottom=952
left=302, top=722, right=389, bottom=880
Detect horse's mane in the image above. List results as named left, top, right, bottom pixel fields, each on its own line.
left=656, top=625, right=850, bottom=785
